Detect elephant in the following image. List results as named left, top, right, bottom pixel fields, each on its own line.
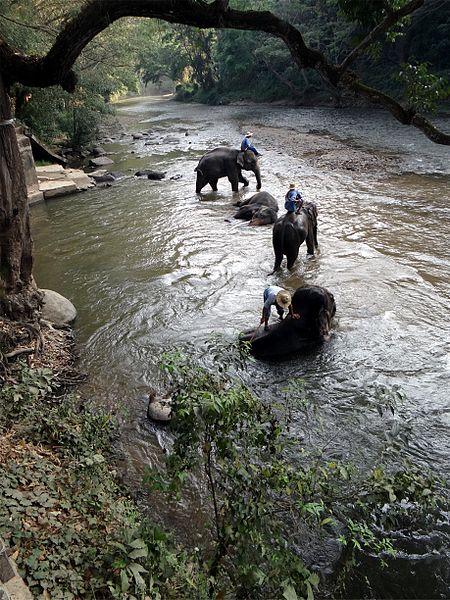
left=270, top=201, right=318, bottom=273
left=240, top=285, right=336, bottom=359
left=195, top=147, right=262, bottom=193
left=233, top=191, right=278, bottom=225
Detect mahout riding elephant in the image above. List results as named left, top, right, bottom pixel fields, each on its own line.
left=270, top=201, right=318, bottom=273
left=195, top=147, right=262, bottom=193
left=233, top=191, right=278, bottom=225
left=240, top=285, right=335, bottom=359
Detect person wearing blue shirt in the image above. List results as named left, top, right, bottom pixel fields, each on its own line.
left=284, top=183, right=304, bottom=214
left=260, top=286, right=300, bottom=331
left=241, top=131, right=260, bottom=156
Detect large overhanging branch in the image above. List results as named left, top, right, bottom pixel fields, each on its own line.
left=339, top=0, right=424, bottom=72
left=344, top=75, right=450, bottom=144
left=0, top=0, right=448, bottom=145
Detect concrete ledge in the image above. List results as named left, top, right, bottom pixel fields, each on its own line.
left=39, top=179, right=78, bottom=198
left=35, top=165, right=65, bottom=177
left=36, top=165, right=95, bottom=199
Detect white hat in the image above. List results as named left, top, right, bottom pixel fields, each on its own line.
left=276, top=290, right=292, bottom=310
left=245, top=131, right=253, bottom=137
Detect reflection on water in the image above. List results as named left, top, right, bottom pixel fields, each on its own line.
left=31, top=97, right=449, bottom=597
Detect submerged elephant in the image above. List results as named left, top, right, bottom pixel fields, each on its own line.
left=240, top=285, right=335, bottom=359
left=233, top=191, right=278, bottom=225
left=270, top=201, right=318, bottom=272
left=195, top=147, right=262, bottom=193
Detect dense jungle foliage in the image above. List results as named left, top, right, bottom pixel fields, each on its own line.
left=1, top=0, right=448, bottom=148
left=0, top=350, right=441, bottom=599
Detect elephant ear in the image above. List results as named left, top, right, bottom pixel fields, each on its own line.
left=237, top=151, right=245, bottom=167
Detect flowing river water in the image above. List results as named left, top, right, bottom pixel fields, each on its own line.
left=31, top=97, right=449, bottom=598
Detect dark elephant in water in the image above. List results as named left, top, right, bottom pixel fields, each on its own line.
left=240, top=285, right=335, bottom=359
left=233, top=191, right=278, bottom=225
left=270, top=201, right=318, bottom=273
left=195, top=147, right=262, bottom=193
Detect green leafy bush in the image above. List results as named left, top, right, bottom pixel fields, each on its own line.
left=0, top=365, right=205, bottom=599
left=398, top=62, right=450, bottom=112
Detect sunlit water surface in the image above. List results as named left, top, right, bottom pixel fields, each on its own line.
left=31, top=97, right=450, bottom=598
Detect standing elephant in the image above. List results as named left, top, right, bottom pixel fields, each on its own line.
left=270, top=202, right=318, bottom=273
left=233, top=191, right=278, bottom=226
left=195, top=147, right=262, bottom=193
left=240, top=285, right=335, bottom=359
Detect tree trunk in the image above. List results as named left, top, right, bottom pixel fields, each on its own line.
left=0, top=71, right=41, bottom=320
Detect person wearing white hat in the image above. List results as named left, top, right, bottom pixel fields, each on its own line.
left=260, top=285, right=299, bottom=331
left=284, top=183, right=304, bottom=215
left=241, top=131, right=260, bottom=156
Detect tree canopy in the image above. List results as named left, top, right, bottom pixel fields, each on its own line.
left=0, top=0, right=449, bottom=144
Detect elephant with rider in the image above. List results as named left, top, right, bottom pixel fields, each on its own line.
left=270, top=201, right=318, bottom=272
left=233, top=191, right=278, bottom=225
left=195, top=147, right=262, bottom=193
left=240, top=285, right=335, bottom=359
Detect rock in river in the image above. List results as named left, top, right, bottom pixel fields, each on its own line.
left=135, top=170, right=166, bottom=180
left=40, top=289, right=77, bottom=325
left=147, top=390, right=172, bottom=422
left=91, top=146, right=106, bottom=157
left=89, top=156, right=113, bottom=168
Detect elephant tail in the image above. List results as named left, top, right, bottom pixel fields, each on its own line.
left=194, top=165, right=203, bottom=175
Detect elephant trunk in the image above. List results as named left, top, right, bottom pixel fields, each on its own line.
left=253, top=165, right=262, bottom=190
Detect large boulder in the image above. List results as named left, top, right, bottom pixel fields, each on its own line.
left=40, top=289, right=77, bottom=326
left=132, top=133, right=144, bottom=140
left=89, top=156, right=114, bottom=168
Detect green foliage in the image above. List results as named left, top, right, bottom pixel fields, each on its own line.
left=144, top=346, right=440, bottom=599
left=2, top=1, right=140, bottom=147
left=136, top=21, right=216, bottom=92
left=2, top=0, right=449, bottom=136
left=0, top=364, right=206, bottom=599
left=338, top=520, right=396, bottom=568
left=0, top=353, right=443, bottom=599
left=398, top=62, right=450, bottom=112
left=147, top=350, right=327, bottom=598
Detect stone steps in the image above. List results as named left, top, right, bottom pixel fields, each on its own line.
left=35, top=165, right=95, bottom=202
left=15, top=128, right=96, bottom=204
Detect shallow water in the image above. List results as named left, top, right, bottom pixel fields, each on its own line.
left=31, top=97, right=450, bottom=597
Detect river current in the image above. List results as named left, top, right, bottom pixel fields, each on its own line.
left=31, top=97, right=449, bottom=598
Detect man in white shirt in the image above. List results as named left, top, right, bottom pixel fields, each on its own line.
left=260, top=286, right=299, bottom=331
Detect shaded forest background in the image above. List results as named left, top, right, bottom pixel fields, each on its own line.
left=2, top=0, right=449, bottom=148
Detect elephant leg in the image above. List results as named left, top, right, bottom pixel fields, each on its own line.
left=210, top=178, right=218, bottom=191
left=196, top=172, right=206, bottom=193
left=269, top=247, right=283, bottom=274
left=238, top=170, right=249, bottom=186
left=228, top=174, right=239, bottom=193
left=306, top=229, right=315, bottom=256
left=313, top=224, right=319, bottom=248
left=287, top=247, right=300, bottom=270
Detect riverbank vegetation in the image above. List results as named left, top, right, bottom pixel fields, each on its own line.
left=1, top=0, right=449, bottom=150
left=0, top=341, right=442, bottom=598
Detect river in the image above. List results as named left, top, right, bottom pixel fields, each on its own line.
left=31, top=97, right=449, bottom=598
